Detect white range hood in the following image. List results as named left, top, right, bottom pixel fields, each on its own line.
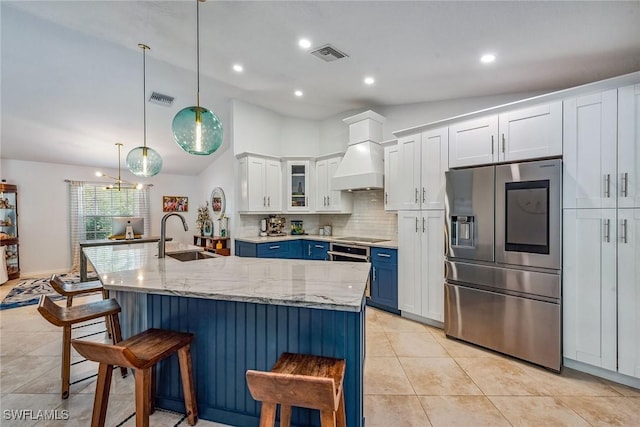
left=332, top=110, right=386, bottom=191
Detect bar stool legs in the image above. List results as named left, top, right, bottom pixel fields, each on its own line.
left=72, top=328, right=198, bottom=427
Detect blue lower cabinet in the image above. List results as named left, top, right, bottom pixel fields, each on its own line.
left=235, top=241, right=257, bottom=257
left=257, top=240, right=303, bottom=259
left=302, top=240, right=329, bottom=260
left=369, top=247, right=399, bottom=313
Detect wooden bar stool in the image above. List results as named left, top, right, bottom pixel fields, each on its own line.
left=37, top=295, right=125, bottom=399
left=50, top=273, right=107, bottom=307
left=246, top=352, right=347, bottom=427
left=72, top=328, right=198, bottom=427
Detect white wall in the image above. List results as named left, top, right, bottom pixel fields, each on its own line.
left=0, top=158, right=198, bottom=276
left=232, top=100, right=282, bottom=157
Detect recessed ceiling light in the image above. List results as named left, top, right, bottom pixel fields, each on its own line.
left=480, top=53, right=496, bottom=64
left=294, top=90, right=303, bottom=97
left=232, top=64, right=243, bottom=73
left=364, top=76, right=375, bottom=85
left=298, top=38, right=311, bottom=49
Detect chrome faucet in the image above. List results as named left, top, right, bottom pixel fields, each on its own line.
left=159, top=212, right=188, bottom=258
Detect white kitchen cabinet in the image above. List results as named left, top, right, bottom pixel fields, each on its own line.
left=383, top=143, right=400, bottom=211
left=449, top=101, right=562, bottom=168
left=618, top=84, right=640, bottom=209
left=397, top=128, right=448, bottom=210
left=285, top=160, right=311, bottom=212
left=398, top=210, right=445, bottom=322
left=449, top=115, right=498, bottom=168
left=564, top=207, right=640, bottom=380
left=617, top=208, right=640, bottom=378
left=238, top=155, right=282, bottom=212
left=563, top=90, right=618, bottom=209
left=563, top=209, right=617, bottom=371
left=315, top=156, right=352, bottom=213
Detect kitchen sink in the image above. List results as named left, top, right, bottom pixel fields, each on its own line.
left=166, top=251, right=218, bottom=262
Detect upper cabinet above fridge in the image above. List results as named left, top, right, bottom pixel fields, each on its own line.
left=449, top=101, right=562, bottom=168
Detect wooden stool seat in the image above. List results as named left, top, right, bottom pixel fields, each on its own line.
left=50, top=274, right=105, bottom=307
left=37, top=295, right=124, bottom=399
left=246, top=352, right=346, bottom=427
left=72, top=328, right=198, bottom=427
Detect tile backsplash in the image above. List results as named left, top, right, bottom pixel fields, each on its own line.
left=234, top=190, right=397, bottom=239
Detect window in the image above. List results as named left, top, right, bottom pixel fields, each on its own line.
left=68, top=181, right=150, bottom=271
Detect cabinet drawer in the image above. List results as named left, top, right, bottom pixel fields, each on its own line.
left=371, top=247, right=397, bottom=264
left=257, top=241, right=291, bottom=258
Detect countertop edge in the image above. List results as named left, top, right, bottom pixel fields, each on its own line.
left=234, top=235, right=398, bottom=249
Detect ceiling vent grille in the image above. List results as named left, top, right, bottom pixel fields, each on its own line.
left=148, top=92, right=174, bottom=106
left=310, top=44, right=349, bottom=62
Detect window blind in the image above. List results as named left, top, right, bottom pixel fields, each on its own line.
left=68, top=181, right=150, bottom=271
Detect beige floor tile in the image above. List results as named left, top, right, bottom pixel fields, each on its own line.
left=365, top=395, right=432, bottom=426
left=377, top=314, right=433, bottom=333
left=601, top=380, right=640, bottom=397
left=558, top=396, right=640, bottom=426
left=387, top=331, right=449, bottom=357
left=456, top=357, right=547, bottom=396
left=419, top=395, right=510, bottom=427
left=0, top=393, right=67, bottom=427
left=0, top=355, right=60, bottom=394
left=364, top=356, right=415, bottom=395
left=14, top=358, right=100, bottom=395
left=489, top=396, right=590, bottom=426
left=437, top=336, right=502, bottom=358
left=366, top=331, right=395, bottom=357
left=399, top=357, right=482, bottom=396
left=0, top=331, right=60, bottom=356
left=520, top=365, right=622, bottom=397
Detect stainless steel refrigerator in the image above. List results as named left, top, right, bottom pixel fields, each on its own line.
left=444, top=158, right=562, bottom=371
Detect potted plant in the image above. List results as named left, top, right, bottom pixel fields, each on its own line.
left=196, top=203, right=211, bottom=236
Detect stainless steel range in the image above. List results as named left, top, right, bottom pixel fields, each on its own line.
left=444, top=158, right=562, bottom=371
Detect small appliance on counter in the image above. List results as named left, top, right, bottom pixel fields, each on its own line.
left=290, top=220, right=304, bottom=235
left=267, top=215, right=286, bottom=236
left=259, top=218, right=268, bottom=237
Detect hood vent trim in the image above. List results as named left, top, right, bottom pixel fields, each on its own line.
left=332, top=110, right=386, bottom=191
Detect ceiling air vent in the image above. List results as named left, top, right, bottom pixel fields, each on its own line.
left=148, top=92, right=174, bottom=107
left=310, top=44, right=349, bottom=62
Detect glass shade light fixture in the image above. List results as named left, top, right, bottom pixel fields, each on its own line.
left=127, top=43, right=162, bottom=177
left=172, top=0, right=223, bottom=156
left=96, top=143, right=143, bottom=191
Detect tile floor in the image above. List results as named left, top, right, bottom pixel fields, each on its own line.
left=1, top=278, right=639, bottom=426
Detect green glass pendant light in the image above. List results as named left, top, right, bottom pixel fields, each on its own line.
left=127, top=43, right=162, bottom=177
left=172, top=0, right=223, bottom=155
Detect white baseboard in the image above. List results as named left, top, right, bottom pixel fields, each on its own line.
left=563, top=358, right=640, bottom=390
left=400, top=311, right=444, bottom=329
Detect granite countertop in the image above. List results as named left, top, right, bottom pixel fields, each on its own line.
left=235, top=234, right=399, bottom=249
left=83, top=242, right=369, bottom=312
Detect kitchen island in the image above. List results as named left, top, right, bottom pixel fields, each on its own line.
left=83, top=242, right=368, bottom=427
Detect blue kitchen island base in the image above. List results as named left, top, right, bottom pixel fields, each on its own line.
left=116, top=291, right=365, bottom=427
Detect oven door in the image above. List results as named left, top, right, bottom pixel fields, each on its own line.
left=495, top=159, right=562, bottom=270
left=327, top=243, right=370, bottom=262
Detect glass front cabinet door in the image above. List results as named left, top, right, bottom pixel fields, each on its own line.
left=286, top=160, right=311, bottom=211
left=0, top=183, right=19, bottom=279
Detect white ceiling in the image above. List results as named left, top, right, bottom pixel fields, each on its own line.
left=2, top=1, right=639, bottom=175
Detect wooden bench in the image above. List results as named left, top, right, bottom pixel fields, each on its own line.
left=246, top=352, right=346, bottom=427
left=72, top=328, right=198, bottom=427
left=37, top=295, right=125, bottom=399
left=49, top=274, right=107, bottom=307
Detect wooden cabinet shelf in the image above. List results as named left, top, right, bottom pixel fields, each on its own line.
left=193, top=235, right=230, bottom=256
left=0, top=183, right=19, bottom=279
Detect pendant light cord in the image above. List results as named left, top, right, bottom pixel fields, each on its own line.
left=116, top=143, right=123, bottom=191
left=138, top=44, right=150, bottom=150
left=196, top=0, right=201, bottom=108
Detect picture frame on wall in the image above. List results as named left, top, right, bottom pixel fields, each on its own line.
left=162, top=196, right=188, bottom=212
